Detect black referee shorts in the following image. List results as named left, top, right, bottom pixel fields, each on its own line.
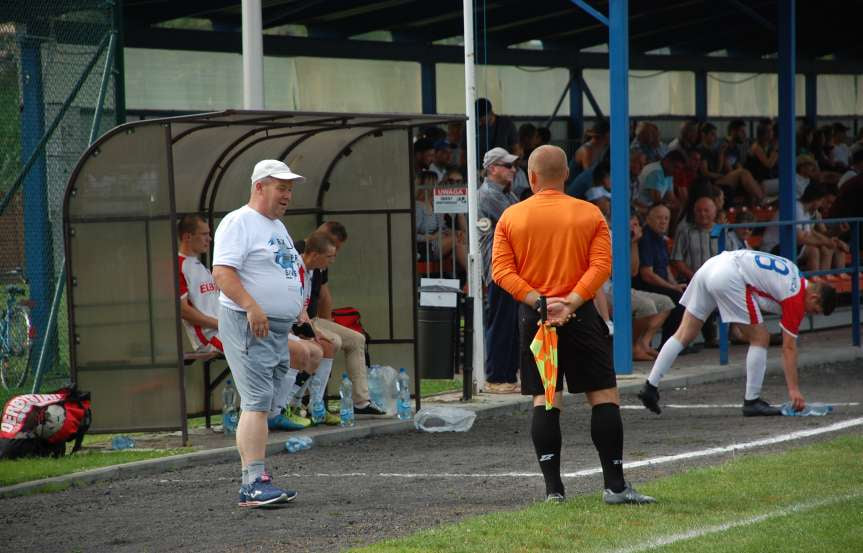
left=518, top=300, right=617, bottom=396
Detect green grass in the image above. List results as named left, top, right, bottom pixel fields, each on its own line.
left=0, top=449, right=192, bottom=487
left=349, top=435, right=863, bottom=553
left=420, top=378, right=462, bottom=397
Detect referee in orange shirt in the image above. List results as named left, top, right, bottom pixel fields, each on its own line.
left=492, top=145, right=655, bottom=505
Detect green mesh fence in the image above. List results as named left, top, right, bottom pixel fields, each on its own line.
left=0, top=1, right=121, bottom=401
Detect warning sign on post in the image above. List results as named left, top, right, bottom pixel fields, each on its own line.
left=433, top=187, right=468, bottom=214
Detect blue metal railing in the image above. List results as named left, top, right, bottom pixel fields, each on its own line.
left=711, top=217, right=862, bottom=364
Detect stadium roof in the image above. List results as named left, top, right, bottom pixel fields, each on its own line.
left=116, top=0, right=862, bottom=67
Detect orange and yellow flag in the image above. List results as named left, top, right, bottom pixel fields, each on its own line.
left=529, top=323, right=558, bottom=410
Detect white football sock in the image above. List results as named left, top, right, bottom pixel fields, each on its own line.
left=309, top=358, right=333, bottom=405
left=744, top=346, right=768, bottom=401
left=269, top=368, right=299, bottom=418
left=647, top=337, right=685, bottom=387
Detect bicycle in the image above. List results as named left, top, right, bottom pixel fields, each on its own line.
left=1, top=273, right=34, bottom=390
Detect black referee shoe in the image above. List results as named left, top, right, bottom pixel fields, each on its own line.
left=638, top=381, right=661, bottom=415
left=742, top=397, right=781, bottom=417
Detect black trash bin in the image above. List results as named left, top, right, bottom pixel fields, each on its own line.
left=417, top=306, right=456, bottom=379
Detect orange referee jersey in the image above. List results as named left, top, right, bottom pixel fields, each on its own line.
left=491, top=188, right=612, bottom=302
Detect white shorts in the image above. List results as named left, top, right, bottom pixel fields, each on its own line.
left=679, top=252, right=760, bottom=326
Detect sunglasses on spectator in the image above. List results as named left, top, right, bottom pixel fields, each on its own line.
left=494, top=162, right=514, bottom=169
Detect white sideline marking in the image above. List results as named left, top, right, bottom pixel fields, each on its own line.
left=619, top=402, right=859, bottom=410
left=613, top=491, right=863, bottom=553
left=277, top=416, right=863, bottom=480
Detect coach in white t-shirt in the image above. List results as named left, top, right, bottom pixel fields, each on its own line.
left=212, top=159, right=305, bottom=508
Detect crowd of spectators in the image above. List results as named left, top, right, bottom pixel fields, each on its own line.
left=413, top=103, right=861, bottom=369
left=579, top=116, right=859, bottom=356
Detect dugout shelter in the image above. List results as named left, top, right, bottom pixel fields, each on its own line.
left=62, top=110, right=464, bottom=437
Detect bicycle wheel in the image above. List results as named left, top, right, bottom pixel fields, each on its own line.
left=1, top=304, right=32, bottom=390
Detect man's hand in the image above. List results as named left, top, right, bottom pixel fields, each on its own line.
left=788, top=387, right=806, bottom=412
left=546, top=293, right=585, bottom=326
left=298, top=309, right=310, bottom=325
left=545, top=298, right=572, bottom=326
left=674, top=283, right=687, bottom=293
left=247, top=303, right=269, bottom=337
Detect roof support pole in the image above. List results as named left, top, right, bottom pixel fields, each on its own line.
left=20, top=33, right=54, bottom=378
left=242, top=0, right=264, bottom=109
left=569, top=66, right=584, bottom=142
left=695, top=69, right=707, bottom=121
left=462, top=0, right=485, bottom=393
left=421, top=62, right=437, bottom=114
left=609, top=0, right=632, bottom=375
left=778, top=0, right=796, bottom=261
left=580, top=72, right=605, bottom=119
left=805, top=72, right=817, bottom=130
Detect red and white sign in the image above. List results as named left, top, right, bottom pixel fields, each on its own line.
left=433, top=187, right=468, bottom=214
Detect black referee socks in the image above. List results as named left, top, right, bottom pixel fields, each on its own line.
left=531, top=406, right=564, bottom=496
left=591, top=402, right=626, bottom=493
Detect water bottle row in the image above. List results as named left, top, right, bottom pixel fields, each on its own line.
left=220, top=367, right=414, bottom=436
left=340, top=368, right=413, bottom=425
left=367, top=365, right=413, bottom=421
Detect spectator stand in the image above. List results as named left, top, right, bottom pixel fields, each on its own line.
left=62, top=110, right=465, bottom=443
left=711, top=217, right=862, bottom=365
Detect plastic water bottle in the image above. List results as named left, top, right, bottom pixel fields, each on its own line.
left=222, top=378, right=239, bottom=436
left=310, top=399, right=326, bottom=425
left=339, top=373, right=355, bottom=427
left=368, top=365, right=385, bottom=408
left=396, top=368, right=412, bottom=421
left=111, top=435, right=135, bottom=450
left=285, top=436, right=313, bottom=453
left=780, top=402, right=833, bottom=416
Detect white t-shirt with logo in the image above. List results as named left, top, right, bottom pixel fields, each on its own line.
left=213, top=205, right=303, bottom=320
left=178, top=254, right=221, bottom=351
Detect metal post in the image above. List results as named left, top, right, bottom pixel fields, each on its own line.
left=421, top=62, right=437, bottom=114
left=89, top=32, right=117, bottom=145
left=112, top=0, right=126, bottom=125
left=569, top=66, right=584, bottom=143
left=242, top=0, right=264, bottom=109
left=609, top=0, right=632, bottom=374
left=777, top=0, right=796, bottom=262
left=852, top=222, right=860, bottom=347
left=461, top=295, right=473, bottom=401
left=462, top=0, right=486, bottom=393
left=695, top=70, right=707, bottom=122
left=19, top=34, right=53, bottom=374
left=805, top=73, right=817, bottom=130
left=580, top=73, right=605, bottom=119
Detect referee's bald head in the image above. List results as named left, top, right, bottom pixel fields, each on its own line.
left=527, top=145, right=569, bottom=192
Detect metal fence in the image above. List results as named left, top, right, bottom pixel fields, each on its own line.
left=0, top=1, right=122, bottom=398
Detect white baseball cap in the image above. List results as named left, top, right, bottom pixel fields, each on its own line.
left=250, top=159, right=306, bottom=185
left=585, top=186, right=611, bottom=202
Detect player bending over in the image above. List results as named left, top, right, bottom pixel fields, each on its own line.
left=638, top=249, right=836, bottom=416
